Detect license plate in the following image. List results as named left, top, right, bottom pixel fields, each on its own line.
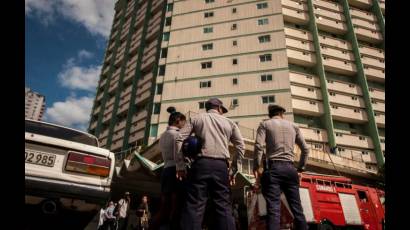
left=25, top=150, right=56, bottom=167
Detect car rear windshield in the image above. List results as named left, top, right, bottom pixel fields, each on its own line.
left=25, top=120, right=99, bottom=147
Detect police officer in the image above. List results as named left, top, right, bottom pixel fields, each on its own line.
left=175, top=98, right=245, bottom=230
left=253, top=104, right=309, bottom=230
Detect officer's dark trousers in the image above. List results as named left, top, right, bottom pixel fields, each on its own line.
left=180, top=157, right=235, bottom=230
left=261, top=161, right=307, bottom=230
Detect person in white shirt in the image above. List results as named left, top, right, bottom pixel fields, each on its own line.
left=116, top=192, right=131, bottom=230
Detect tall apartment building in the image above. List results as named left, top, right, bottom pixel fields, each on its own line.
left=89, top=0, right=385, bottom=178
left=25, top=87, right=46, bottom=121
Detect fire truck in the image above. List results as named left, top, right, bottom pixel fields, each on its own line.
left=247, top=172, right=385, bottom=230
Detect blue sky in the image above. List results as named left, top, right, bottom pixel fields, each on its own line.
left=25, top=0, right=115, bottom=130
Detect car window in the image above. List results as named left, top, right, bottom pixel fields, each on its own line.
left=25, top=120, right=99, bottom=147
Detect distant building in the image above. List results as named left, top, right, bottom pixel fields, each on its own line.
left=25, top=87, right=46, bottom=121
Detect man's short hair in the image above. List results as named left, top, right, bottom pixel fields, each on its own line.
left=268, top=104, right=286, bottom=118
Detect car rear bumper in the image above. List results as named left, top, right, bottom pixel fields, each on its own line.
left=25, top=176, right=110, bottom=204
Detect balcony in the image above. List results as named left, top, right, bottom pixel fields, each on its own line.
left=102, top=65, right=111, bottom=76
left=359, top=45, right=384, bottom=59
left=294, top=148, right=378, bottom=175
left=323, top=57, right=356, bottom=75
left=111, top=140, right=123, bottom=152
left=112, top=129, right=126, bottom=142
left=284, top=27, right=313, bottom=41
left=133, top=110, right=148, bottom=123
left=364, top=66, right=384, bottom=83
left=319, top=35, right=351, bottom=50
left=292, top=98, right=323, bottom=116
left=90, top=120, right=97, bottom=130
left=287, top=48, right=316, bottom=67
left=298, top=127, right=328, bottom=143
left=289, top=71, right=320, bottom=87
left=100, top=137, right=108, bottom=147
left=117, top=102, right=130, bottom=115
left=335, top=132, right=373, bottom=149
left=146, top=26, right=161, bottom=42
left=291, top=85, right=322, bottom=100
left=128, top=130, right=145, bottom=144
left=375, top=113, right=385, bottom=128
left=121, top=85, right=133, bottom=97
left=347, top=0, right=373, bottom=10
left=151, top=0, right=164, bottom=13
left=108, top=80, right=119, bottom=93
left=369, top=88, right=384, bottom=101
left=99, top=78, right=108, bottom=88
left=282, top=7, right=309, bottom=25
left=313, top=0, right=343, bottom=12
left=328, top=92, right=364, bottom=108
left=141, top=55, right=156, bottom=71
left=321, top=46, right=354, bottom=61
left=354, top=27, right=383, bottom=43
left=361, top=56, right=384, bottom=69
left=371, top=100, right=385, bottom=112
left=327, top=80, right=361, bottom=95
left=349, top=8, right=376, bottom=21
left=139, top=73, right=154, bottom=86
left=102, top=113, right=112, bottom=124
left=100, top=128, right=109, bottom=139
left=281, top=0, right=308, bottom=11
left=331, top=106, right=368, bottom=123
left=314, top=7, right=345, bottom=21
left=286, top=37, right=314, bottom=52
left=96, top=92, right=104, bottom=102
left=316, top=16, right=347, bottom=34
left=130, top=120, right=147, bottom=133
left=119, top=93, right=132, bottom=106
left=352, top=18, right=378, bottom=31
left=124, top=69, right=136, bottom=83
left=93, top=106, right=101, bottom=116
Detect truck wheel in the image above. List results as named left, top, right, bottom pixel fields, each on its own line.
left=317, top=222, right=334, bottom=230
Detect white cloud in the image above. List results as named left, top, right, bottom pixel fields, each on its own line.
left=78, top=49, right=94, bottom=60
left=58, top=64, right=101, bottom=92
left=58, top=50, right=101, bottom=92
left=25, top=0, right=115, bottom=37
left=44, top=95, right=94, bottom=131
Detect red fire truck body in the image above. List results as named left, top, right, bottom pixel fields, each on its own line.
left=248, top=173, right=385, bottom=230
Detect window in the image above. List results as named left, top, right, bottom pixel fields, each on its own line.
left=200, top=81, right=212, bottom=88
left=257, top=2, right=268, bottom=9
left=359, top=136, right=365, bottom=140
left=327, top=80, right=334, bottom=84
left=258, top=18, right=269, bottom=25
left=262, top=95, right=275, bottom=104
left=232, top=98, right=239, bottom=106
left=261, top=74, right=273, bottom=82
left=332, top=105, right=338, bottom=109
left=199, top=101, right=206, bottom=109
left=329, top=92, right=336, bottom=96
left=161, top=48, right=168, bottom=58
left=352, top=96, right=358, bottom=100
left=233, top=59, right=238, bottom=65
left=232, top=8, right=237, bottom=13
left=156, top=84, right=163, bottom=95
left=309, top=101, right=316, bottom=105
left=158, top=65, right=166, bottom=76
left=336, top=133, right=343, bottom=137
left=233, top=40, right=238, bottom=46
left=259, top=54, right=272, bottom=62
left=204, top=27, right=213, bottom=33
left=165, top=17, right=172, bottom=26
left=354, top=109, right=359, bottom=113
left=258, top=35, right=271, bottom=43
left=233, top=78, right=238, bottom=85
left=201, top=61, right=212, bottom=69
left=308, top=88, right=314, bottom=92
left=349, top=84, right=355, bottom=88
left=166, top=3, right=173, bottom=12
left=150, top=124, right=158, bottom=137
left=153, top=103, right=161, bottom=114
left=231, top=23, right=237, bottom=30
left=202, top=43, right=213, bottom=50
left=163, top=32, right=170, bottom=41
left=362, top=151, right=369, bottom=155
left=338, top=147, right=345, bottom=152
left=306, top=75, right=313, bottom=79
left=204, top=12, right=214, bottom=18
left=205, top=0, right=214, bottom=3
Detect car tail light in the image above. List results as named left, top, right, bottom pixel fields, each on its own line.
left=65, top=151, right=111, bottom=177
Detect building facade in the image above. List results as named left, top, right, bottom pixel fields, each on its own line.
left=25, top=87, right=46, bottom=121
left=89, top=0, right=385, bottom=177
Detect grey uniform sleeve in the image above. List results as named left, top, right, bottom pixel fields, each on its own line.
left=229, top=123, right=245, bottom=177
left=175, top=119, right=194, bottom=171
left=253, top=122, right=266, bottom=171
left=295, top=125, right=310, bottom=169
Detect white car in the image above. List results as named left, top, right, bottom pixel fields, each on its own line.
left=25, top=119, right=115, bottom=216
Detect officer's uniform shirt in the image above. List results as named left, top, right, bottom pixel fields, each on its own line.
left=253, top=117, right=310, bottom=171
left=175, top=109, right=245, bottom=176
